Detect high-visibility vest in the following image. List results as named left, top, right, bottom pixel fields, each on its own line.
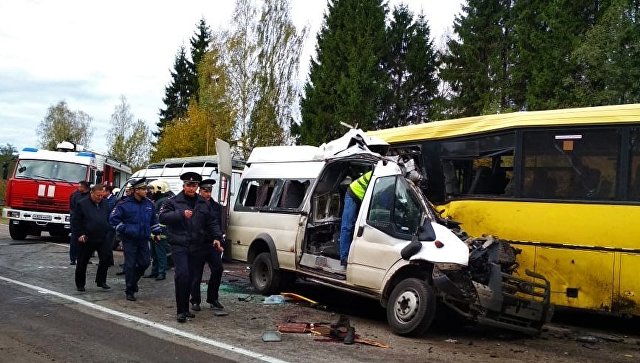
left=349, top=171, right=372, bottom=200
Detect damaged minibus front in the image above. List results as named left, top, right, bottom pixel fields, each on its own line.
left=220, top=130, right=551, bottom=336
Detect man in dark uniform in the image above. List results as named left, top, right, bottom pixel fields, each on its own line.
left=72, top=184, right=112, bottom=291
left=159, top=172, right=223, bottom=323
left=190, top=178, right=225, bottom=311
left=109, top=178, right=162, bottom=301
left=69, top=180, right=90, bottom=265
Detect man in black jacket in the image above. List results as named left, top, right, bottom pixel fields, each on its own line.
left=72, top=184, right=112, bottom=291
left=69, top=180, right=90, bottom=265
left=189, top=178, right=225, bottom=312
left=159, top=172, right=223, bottom=323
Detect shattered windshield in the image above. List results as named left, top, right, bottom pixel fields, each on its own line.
left=15, top=159, right=87, bottom=182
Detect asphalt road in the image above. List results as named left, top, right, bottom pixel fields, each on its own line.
left=1, top=223, right=639, bottom=363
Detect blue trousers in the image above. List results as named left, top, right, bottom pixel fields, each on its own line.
left=170, top=245, right=192, bottom=315
left=190, top=245, right=223, bottom=305
left=122, top=239, right=151, bottom=295
left=339, top=192, right=359, bottom=263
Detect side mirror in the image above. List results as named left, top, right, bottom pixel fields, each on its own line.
left=418, top=219, right=436, bottom=241
left=2, top=162, right=8, bottom=180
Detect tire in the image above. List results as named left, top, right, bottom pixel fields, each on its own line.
left=9, top=222, right=28, bottom=240
left=387, top=278, right=437, bottom=336
left=49, top=229, right=69, bottom=240
left=250, top=252, right=282, bottom=295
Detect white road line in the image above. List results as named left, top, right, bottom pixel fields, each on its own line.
left=0, top=275, right=288, bottom=363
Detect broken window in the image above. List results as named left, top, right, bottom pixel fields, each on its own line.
left=277, top=179, right=310, bottom=209
left=237, top=179, right=277, bottom=208
left=440, top=133, right=515, bottom=197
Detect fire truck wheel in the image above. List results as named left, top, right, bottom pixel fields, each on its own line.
left=387, top=278, right=436, bottom=336
left=9, top=222, right=28, bottom=240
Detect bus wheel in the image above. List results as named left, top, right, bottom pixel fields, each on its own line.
left=9, top=222, right=28, bottom=240
left=250, top=252, right=282, bottom=295
left=387, top=278, right=436, bottom=336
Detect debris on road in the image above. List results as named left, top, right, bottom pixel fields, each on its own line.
left=261, top=330, right=282, bottom=342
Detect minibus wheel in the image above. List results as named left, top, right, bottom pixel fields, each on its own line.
left=250, top=252, right=282, bottom=295
left=386, top=278, right=436, bottom=336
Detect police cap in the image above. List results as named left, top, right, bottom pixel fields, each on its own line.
left=130, top=177, right=147, bottom=190
left=180, top=172, right=202, bottom=185
left=199, top=178, right=216, bottom=191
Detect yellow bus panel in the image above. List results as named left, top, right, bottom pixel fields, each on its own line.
left=617, top=253, right=640, bottom=315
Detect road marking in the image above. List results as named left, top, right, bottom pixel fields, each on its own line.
left=0, top=275, right=288, bottom=363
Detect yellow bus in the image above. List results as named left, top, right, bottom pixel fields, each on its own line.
left=369, top=104, right=640, bottom=316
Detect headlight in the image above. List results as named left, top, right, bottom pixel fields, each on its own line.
left=8, top=211, right=21, bottom=218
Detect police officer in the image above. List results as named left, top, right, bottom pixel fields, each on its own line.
left=72, top=184, right=112, bottom=291
left=109, top=177, right=162, bottom=301
left=189, top=178, right=225, bottom=311
left=159, top=172, right=223, bottom=323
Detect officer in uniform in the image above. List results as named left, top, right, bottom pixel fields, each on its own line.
left=159, top=172, right=223, bottom=323
left=109, top=177, right=162, bottom=301
left=189, top=178, right=225, bottom=311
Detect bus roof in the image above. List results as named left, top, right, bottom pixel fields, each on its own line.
left=149, top=155, right=245, bottom=170
left=368, top=103, right=640, bottom=143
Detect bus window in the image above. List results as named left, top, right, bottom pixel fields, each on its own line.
left=630, top=128, right=640, bottom=200
left=522, top=129, right=620, bottom=200
left=440, top=133, right=514, bottom=197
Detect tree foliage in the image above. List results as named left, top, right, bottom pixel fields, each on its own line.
left=156, top=46, right=193, bottom=139
left=379, top=6, right=440, bottom=128
left=37, top=101, right=94, bottom=150
left=567, top=0, right=640, bottom=105
left=188, top=18, right=213, bottom=104
left=248, top=0, right=307, bottom=151
left=440, top=0, right=514, bottom=117
left=106, top=96, right=152, bottom=170
left=296, top=0, right=388, bottom=145
left=153, top=46, right=235, bottom=161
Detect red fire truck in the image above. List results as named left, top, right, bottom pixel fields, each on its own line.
left=2, top=141, right=132, bottom=240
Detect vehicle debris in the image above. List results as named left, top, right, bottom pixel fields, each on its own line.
left=261, top=330, right=282, bottom=342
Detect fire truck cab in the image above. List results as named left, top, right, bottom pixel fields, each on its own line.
left=2, top=142, right=132, bottom=240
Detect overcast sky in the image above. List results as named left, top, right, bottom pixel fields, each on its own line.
left=0, top=0, right=462, bottom=154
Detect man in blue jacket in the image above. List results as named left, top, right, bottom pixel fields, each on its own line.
left=159, top=172, right=223, bottom=323
left=109, top=177, right=162, bottom=301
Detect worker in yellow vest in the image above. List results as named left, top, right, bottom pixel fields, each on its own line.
left=339, top=170, right=372, bottom=268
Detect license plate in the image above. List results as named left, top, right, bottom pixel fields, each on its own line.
left=32, top=214, right=52, bottom=221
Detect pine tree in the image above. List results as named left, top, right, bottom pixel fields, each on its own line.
left=568, top=0, right=640, bottom=105
left=380, top=6, right=440, bottom=128
left=188, top=18, right=212, bottom=103
left=156, top=46, right=192, bottom=138
left=440, top=0, right=514, bottom=117
left=296, top=0, right=388, bottom=145
left=511, top=0, right=608, bottom=110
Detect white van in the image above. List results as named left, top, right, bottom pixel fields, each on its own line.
left=126, top=155, right=244, bottom=207
left=224, top=130, right=551, bottom=336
